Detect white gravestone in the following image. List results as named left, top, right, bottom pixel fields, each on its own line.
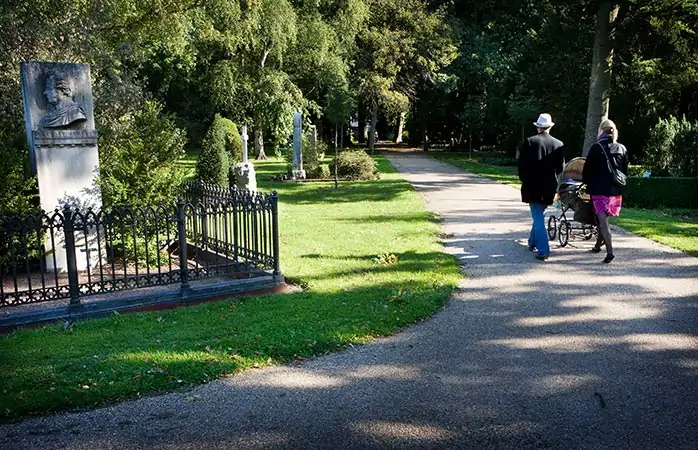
left=20, top=61, right=102, bottom=272
left=234, top=125, right=257, bottom=192
left=290, top=112, right=306, bottom=179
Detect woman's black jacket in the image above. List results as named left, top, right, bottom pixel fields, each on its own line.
left=583, top=136, right=629, bottom=197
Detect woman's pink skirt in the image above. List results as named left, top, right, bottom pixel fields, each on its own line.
left=592, top=195, right=623, bottom=216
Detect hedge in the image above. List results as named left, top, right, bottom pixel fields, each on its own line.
left=624, top=177, right=698, bottom=209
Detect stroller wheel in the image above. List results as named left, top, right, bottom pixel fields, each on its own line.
left=583, top=225, right=594, bottom=240
left=547, top=216, right=558, bottom=240
left=558, top=220, right=571, bottom=247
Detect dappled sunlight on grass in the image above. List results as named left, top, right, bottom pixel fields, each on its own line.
left=0, top=154, right=463, bottom=421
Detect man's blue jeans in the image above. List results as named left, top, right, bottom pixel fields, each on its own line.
left=528, top=202, right=550, bottom=257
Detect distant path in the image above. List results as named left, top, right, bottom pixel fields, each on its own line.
left=1, top=151, right=697, bottom=450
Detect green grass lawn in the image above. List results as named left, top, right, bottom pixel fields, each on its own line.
left=429, top=151, right=698, bottom=257
left=0, top=155, right=462, bottom=422
left=177, top=148, right=199, bottom=180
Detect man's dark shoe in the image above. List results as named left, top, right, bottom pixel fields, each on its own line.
left=528, top=245, right=536, bottom=252
left=535, top=254, right=549, bottom=261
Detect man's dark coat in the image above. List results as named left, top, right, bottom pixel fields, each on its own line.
left=517, top=132, right=565, bottom=205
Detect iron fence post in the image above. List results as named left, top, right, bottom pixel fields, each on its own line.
left=177, top=197, right=190, bottom=290
left=270, top=191, right=280, bottom=276
left=63, top=206, right=80, bottom=305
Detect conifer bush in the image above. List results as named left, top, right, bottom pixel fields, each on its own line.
left=196, top=114, right=230, bottom=187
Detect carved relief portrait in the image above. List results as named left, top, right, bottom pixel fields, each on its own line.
left=38, top=71, right=87, bottom=129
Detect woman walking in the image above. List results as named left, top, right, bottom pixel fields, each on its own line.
left=582, top=119, right=629, bottom=263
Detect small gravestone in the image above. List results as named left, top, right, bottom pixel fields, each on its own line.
left=20, top=61, right=102, bottom=272
left=234, top=125, right=257, bottom=191
left=290, top=112, right=305, bottom=179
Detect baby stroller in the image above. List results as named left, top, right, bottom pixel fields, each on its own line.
left=546, top=157, right=598, bottom=247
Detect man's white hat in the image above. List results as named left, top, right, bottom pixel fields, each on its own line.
left=533, top=113, right=554, bottom=128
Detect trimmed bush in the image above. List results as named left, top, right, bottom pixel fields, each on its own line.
left=219, top=118, right=243, bottom=186
left=643, top=115, right=698, bottom=176
left=624, top=177, right=698, bottom=209
left=196, top=114, right=230, bottom=187
left=308, top=164, right=331, bottom=179
left=221, top=118, right=243, bottom=164
left=330, top=150, right=378, bottom=180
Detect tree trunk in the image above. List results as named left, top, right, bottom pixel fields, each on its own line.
left=368, top=102, right=378, bottom=153
left=395, top=112, right=405, bottom=144
left=582, top=1, right=619, bottom=156
left=254, top=128, right=267, bottom=160
left=357, top=103, right=366, bottom=144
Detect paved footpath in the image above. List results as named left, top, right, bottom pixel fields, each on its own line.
left=2, top=152, right=697, bottom=450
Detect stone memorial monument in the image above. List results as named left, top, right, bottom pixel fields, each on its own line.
left=290, top=112, right=306, bottom=179
left=20, top=61, right=102, bottom=272
left=234, top=125, right=257, bottom=191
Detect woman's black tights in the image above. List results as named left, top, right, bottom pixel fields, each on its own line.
left=595, top=211, right=614, bottom=260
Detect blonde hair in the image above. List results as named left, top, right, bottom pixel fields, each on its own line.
left=599, top=119, right=618, bottom=142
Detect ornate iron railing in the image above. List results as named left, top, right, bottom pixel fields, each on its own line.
left=0, top=182, right=279, bottom=308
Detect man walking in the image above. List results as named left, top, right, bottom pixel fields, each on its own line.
left=517, top=113, right=565, bottom=260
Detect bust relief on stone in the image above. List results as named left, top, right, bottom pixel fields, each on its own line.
left=38, top=71, right=87, bottom=129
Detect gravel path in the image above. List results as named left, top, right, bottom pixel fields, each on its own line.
left=2, top=152, right=697, bottom=450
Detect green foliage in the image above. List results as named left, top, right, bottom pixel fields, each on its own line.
left=196, top=114, right=231, bottom=187
left=308, top=164, right=331, bottom=179
left=301, top=132, right=327, bottom=174
left=0, top=131, right=36, bottom=216
left=218, top=118, right=243, bottom=184
left=330, top=150, right=379, bottom=180
left=98, top=101, right=187, bottom=208
left=222, top=119, right=243, bottom=165
left=624, top=177, right=698, bottom=209
left=627, top=165, right=649, bottom=178
left=643, top=115, right=698, bottom=177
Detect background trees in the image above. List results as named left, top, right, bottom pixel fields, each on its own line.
left=1, top=0, right=697, bottom=208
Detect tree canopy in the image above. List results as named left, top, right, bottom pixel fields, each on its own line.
left=1, top=0, right=697, bottom=204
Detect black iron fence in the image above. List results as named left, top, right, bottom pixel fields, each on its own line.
left=0, top=181, right=279, bottom=308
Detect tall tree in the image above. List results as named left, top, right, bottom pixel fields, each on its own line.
left=583, top=1, right=620, bottom=155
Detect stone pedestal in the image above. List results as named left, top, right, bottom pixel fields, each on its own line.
left=234, top=162, right=257, bottom=192
left=34, top=129, right=102, bottom=271
left=290, top=169, right=306, bottom=180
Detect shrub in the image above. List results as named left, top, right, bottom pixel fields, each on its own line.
left=219, top=119, right=243, bottom=185
left=643, top=115, right=698, bottom=177
left=99, top=101, right=187, bottom=208
left=196, top=114, right=230, bottom=187
left=0, top=130, right=36, bottom=215
left=302, top=133, right=327, bottom=174
left=0, top=131, right=39, bottom=272
left=308, top=164, right=331, bottom=179
left=627, top=164, right=649, bottom=178
left=330, top=150, right=378, bottom=180
left=624, top=177, right=698, bottom=209
left=221, top=118, right=243, bottom=165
